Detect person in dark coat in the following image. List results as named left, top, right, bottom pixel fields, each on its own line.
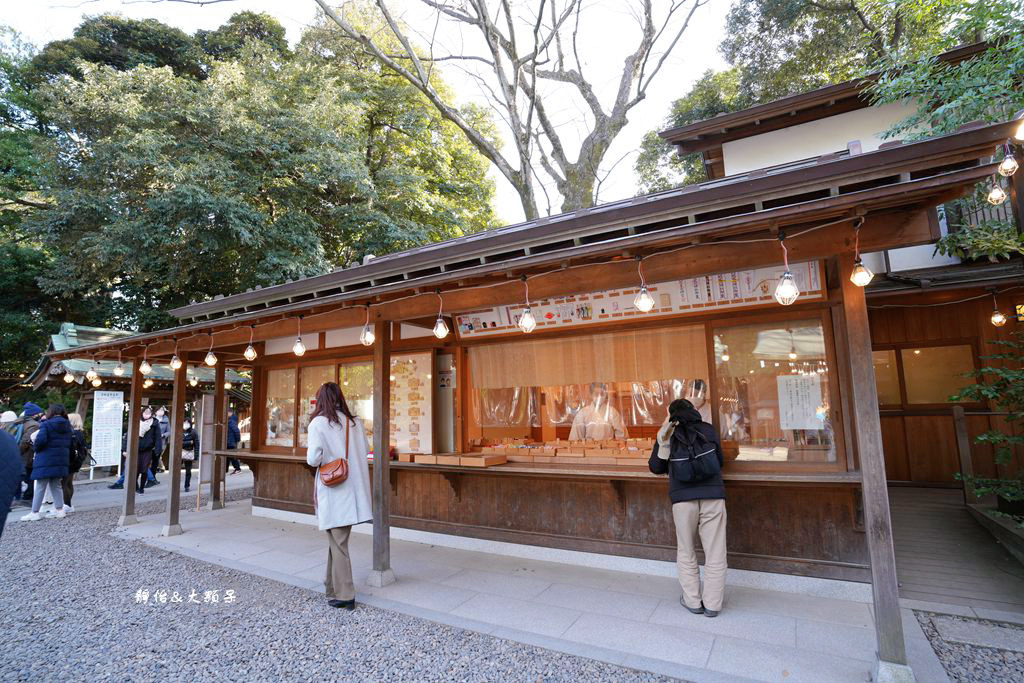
left=0, top=431, right=24, bottom=537
left=181, top=419, right=199, bottom=492
left=134, top=407, right=160, bottom=495
left=226, top=410, right=242, bottom=474
left=649, top=398, right=727, bottom=617
left=20, top=404, right=72, bottom=521
left=12, top=402, right=42, bottom=502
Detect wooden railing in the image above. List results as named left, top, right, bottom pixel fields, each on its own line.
left=952, top=406, right=1012, bottom=506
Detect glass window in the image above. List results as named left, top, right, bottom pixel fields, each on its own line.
left=714, top=319, right=836, bottom=463
left=298, top=365, right=336, bottom=447
left=265, top=368, right=296, bottom=447
left=339, top=353, right=433, bottom=455
left=339, top=361, right=374, bottom=440
left=872, top=350, right=901, bottom=406
left=901, top=345, right=975, bottom=404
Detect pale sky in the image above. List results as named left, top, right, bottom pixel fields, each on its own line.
left=7, top=0, right=730, bottom=224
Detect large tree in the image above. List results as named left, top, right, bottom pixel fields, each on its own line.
left=313, top=0, right=708, bottom=219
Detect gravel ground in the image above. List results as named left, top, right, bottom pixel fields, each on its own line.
left=1, top=490, right=679, bottom=683
left=916, top=611, right=1024, bottom=683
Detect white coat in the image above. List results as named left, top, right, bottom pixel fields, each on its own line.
left=305, top=412, right=373, bottom=531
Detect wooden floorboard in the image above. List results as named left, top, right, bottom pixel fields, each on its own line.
left=889, top=486, right=1024, bottom=611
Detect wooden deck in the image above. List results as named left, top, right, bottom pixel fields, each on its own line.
left=889, top=486, right=1024, bottom=612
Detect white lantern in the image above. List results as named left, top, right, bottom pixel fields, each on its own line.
left=189, top=376, right=199, bottom=387
left=85, top=367, right=98, bottom=381
left=998, top=153, right=1019, bottom=177
left=170, top=355, right=182, bottom=370
left=433, top=316, right=449, bottom=340
left=91, top=377, right=102, bottom=388
left=633, top=286, right=655, bottom=313
left=850, top=259, right=875, bottom=287
left=292, top=337, right=306, bottom=356
left=518, top=307, right=537, bottom=333
left=204, top=351, right=218, bottom=366
left=243, top=344, right=257, bottom=362
left=113, top=363, right=125, bottom=377
left=774, top=271, right=800, bottom=306
left=139, top=359, right=152, bottom=375
left=360, top=324, right=375, bottom=347
left=988, top=184, right=1008, bottom=205
left=63, top=371, right=75, bottom=383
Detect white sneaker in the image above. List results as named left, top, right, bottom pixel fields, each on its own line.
left=45, top=508, right=67, bottom=519
left=20, top=512, right=42, bottom=521
left=40, top=503, right=54, bottom=513
left=63, top=505, right=74, bottom=513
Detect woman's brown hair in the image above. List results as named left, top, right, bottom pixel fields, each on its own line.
left=309, top=382, right=355, bottom=426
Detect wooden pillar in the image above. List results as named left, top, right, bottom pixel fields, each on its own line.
left=208, top=362, right=226, bottom=510
left=368, top=320, right=395, bottom=587
left=952, top=406, right=978, bottom=505
left=840, top=254, right=911, bottom=677
left=162, top=361, right=187, bottom=536
left=118, top=359, right=144, bottom=526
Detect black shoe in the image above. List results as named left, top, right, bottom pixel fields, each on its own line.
left=704, top=608, right=719, bottom=618
left=328, top=599, right=356, bottom=610
left=680, top=596, right=704, bottom=615
left=184, top=486, right=190, bottom=492
left=108, top=482, right=124, bottom=489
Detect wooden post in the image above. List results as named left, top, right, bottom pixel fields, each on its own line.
left=162, top=361, right=187, bottom=535
left=840, top=254, right=911, bottom=678
left=368, top=319, right=395, bottom=587
left=118, top=359, right=143, bottom=526
left=952, top=406, right=978, bottom=505
left=208, top=362, right=226, bottom=510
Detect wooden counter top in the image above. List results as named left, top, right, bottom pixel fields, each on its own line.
left=220, top=450, right=862, bottom=485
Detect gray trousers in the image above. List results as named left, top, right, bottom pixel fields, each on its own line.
left=32, top=478, right=65, bottom=514
left=325, top=526, right=355, bottom=600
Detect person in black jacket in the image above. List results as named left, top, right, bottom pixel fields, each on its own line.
left=649, top=398, right=727, bottom=617
left=0, top=431, right=24, bottom=538
left=181, top=419, right=199, bottom=492
left=134, top=408, right=160, bottom=495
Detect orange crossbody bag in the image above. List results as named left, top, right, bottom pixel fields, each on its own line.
left=318, top=417, right=350, bottom=487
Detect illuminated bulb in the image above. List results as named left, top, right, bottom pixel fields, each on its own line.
left=720, top=353, right=730, bottom=362
left=774, top=271, right=800, bottom=306
left=433, top=316, right=449, bottom=339
left=518, top=307, right=537, bottom=333
left=204, top=351, right=218, bottom=366
left=850, top=259, right=875, bottom=287
left=143, top=378, right=153, bottom=388
left=189, top=376, right=198, bottom=387
left=987, top=184, right=1008, bottom=205
left=359, top=324, right=375, bottom=347
left=91, top=377, right=102, bottom=388
left=633, top=286, right=655, bottom=313
left=139, top=359, right=152, bottom=375
left=292, top=336, right=306, bottom=356
left=224, top=381, right=233, bottom=390
left=243, top=344, right=257, bottom=362
left=788, top=350, right=798, bottom=361
left=113, top=363, right=124, bottom=377
left=63, top=371, right=75, bottom=383
left=389, top=375, right=396, bottom=382
left=913, top=349, right=921, bottom=355
left=170, top=355, right=182, bottom=370
left=998, top=154, right=1019, bottom=177
left=991, top=309, right=1008, bottom=327
left=86, top=367, right=98, bottom=381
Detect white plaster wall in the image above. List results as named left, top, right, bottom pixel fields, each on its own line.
left=721, top=101, right=918, bottom=176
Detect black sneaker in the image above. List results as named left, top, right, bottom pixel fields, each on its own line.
left=703, top=608, right=719, bottom=618
left=108, top=482, right=124, bottom=489
left=679, top=596, right=704, bottom=614
left=136, top=486, right=145, bottom=494
left=328, top=599, right=356, bottom=610
left=184, top=486, right=190, bottom=492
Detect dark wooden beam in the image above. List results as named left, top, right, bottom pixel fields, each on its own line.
left=369, top=320, right=395, bottom=586
left=118, top=357, right=143, bottom=526
left=839, top=253, right=908, bottom=669
left=209, top=363, right=226, bottom=510
left=162, top=361, right=187, bottom=535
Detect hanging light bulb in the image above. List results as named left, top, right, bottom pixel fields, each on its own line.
left=433, top=292, right=449, bottom=339
left=292, top=315, right=306, bottom=356
left=139, top=358, right=152, bottom=375
left=224, top=381, right=233, bottom=390
left=998, top=149, right=1019, bottom=177
left=204, top=333, right=217, bottom=366
left=243, top=325, right=257, bottom=361
left=170, top=355, right=182, bottom=370
left=91, top=377, right=102, bottom=388
left=720, top=352, right=730, bottom=362
left=633, top=257, right=656, bottom=312
left=143, top=378, right=154, bottom=388
left=189, top=376, right=199, bottom=387
left=63, top=371, right=75, bottom=383
left=113, top=357, right=125, bottom=377
left=847, top=218, right=874, bottom=287
left=85, top=366, right=98, bottom=381
left=987, top=179, right=1008, bottom=205
left=789, top=348, right=798, bottom=361
left=359, top=304, right=376, bottom=346
left=774, top=232, right=800, bottom=305
left=517, top=276, right=537, bottom=333
left=990, top=291, right=1007, bottom=327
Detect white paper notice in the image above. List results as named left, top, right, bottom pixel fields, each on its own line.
left=776, top=374, right=823, bottom=431
left=91, top=391, right=124, bottom=467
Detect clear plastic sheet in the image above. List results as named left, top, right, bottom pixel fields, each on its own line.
left=471, top=387, right=538, bottom=428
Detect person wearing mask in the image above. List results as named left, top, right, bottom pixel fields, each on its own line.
left=648, top=398, right=727, bottom=617
left=306, top=382, right=372, bottom=610
left=226, top=409, right=242, bottom=474
left=0, top=430, right=24, bottom=537
left=11, top=403, right=43, bottom=503
left=153, top=406, right=170, bottom=473
left=568, top=383, right=628, bottom=441
left=181, top=418, right=199, bottom=492
left=20, top=404, right=72, bottom=521
left=133, top=407, right=161, bottom=495
left=63, top=413, right=89, bottom=513
left=688, top=379, right=713, bottom=424
left=108, top=412, right=161, bottom=490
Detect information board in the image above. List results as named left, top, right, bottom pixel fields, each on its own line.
left=91, top=390, right=124, bottom=467
left=455, top=260, right=824, bottom=339
left=776, top=374, right=824, bottom=431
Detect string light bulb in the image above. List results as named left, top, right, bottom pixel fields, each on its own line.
left=143, top=378, right=154, bottom=388
left=432, top=292, right=449, bottom=339
left=633, top=256, right=656, bottom=312
left=998, top=143, right=1019, bottom=177
left=139, top=357, right=152, bottom=376
left=990, top=291, right=1007, bottom=327
left=987, top=178, right=1008, bottom=205
left=292, top=315, right=306, bottom=356
left=243, top=325, right=257, bottom=361
left=774, top=232, right=800, bottom=305
left=720, top=352, right=730, bottom=362
left=848, top=218, right=874, bottom=287
left=224, top=381, right=233, bottom=390
left=63, top=371, right=74, bottom=383
left=113, top=352, right=125, bottom=377
left=189, top=376, right=198, bottom=387
left=360, top=305, right=375, bottom=346
left=91, top=377, right=102, bottom=388
left=204, top=334, right=217, bottom=366
left=86, top=366, right=98, bottom=381
left=170, top=339, right=182, bottom=370
left=518, top=276, right=537, bottom=333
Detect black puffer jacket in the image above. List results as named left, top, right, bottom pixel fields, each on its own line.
left=648, top=421, right=726, bottom=503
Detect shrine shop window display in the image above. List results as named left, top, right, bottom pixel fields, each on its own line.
left=466, top=324, right=710, bottom=463
left=712, top=316, right=841, bottom=465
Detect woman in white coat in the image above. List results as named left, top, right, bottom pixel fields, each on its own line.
left=305, top=382, right=372, bottom=610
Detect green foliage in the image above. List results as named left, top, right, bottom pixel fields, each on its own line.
left=951, top=332, right=1024, bottom=524
left=195, top=11, right=290, bottom=62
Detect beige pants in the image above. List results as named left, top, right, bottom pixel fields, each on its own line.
left=672, top=498, right=728, bottom=611
left=325, top=526, right=355, bottom=600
